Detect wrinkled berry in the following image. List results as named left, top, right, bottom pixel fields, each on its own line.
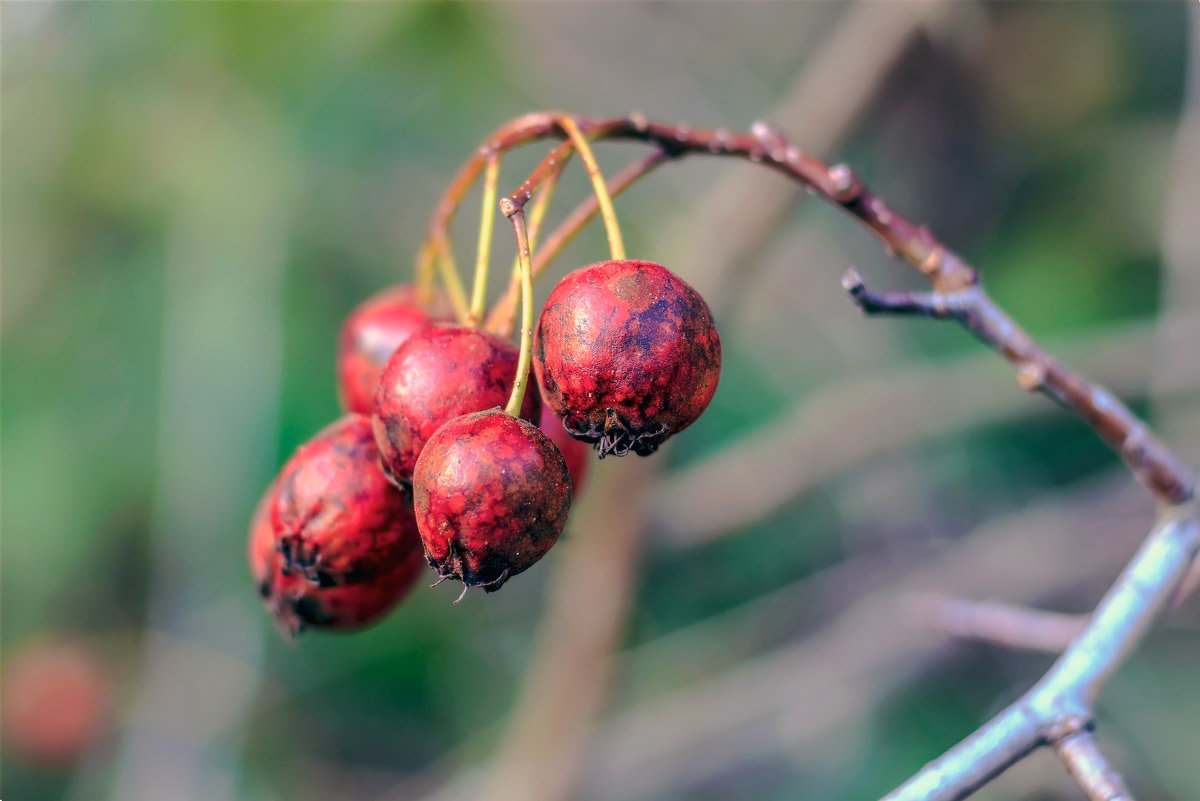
left=248, top=414, right=424, bottom=634
left=372, top=325, right=540, bottom=486
left=413, top=408, right=571, bottom=592
left=248, top=478, right=423, bottom=635
left=337, top=284, right=451, bottom=414
left=534, top=259, right=721, bottom=457
left=273, top=414, right=421, bottom=586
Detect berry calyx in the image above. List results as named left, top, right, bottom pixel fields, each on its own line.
left=372, top=325, right=540, bottom=487
left=413, top=408, right=571, bottom=592
left=337, top=284, right=451, bottom=415
left=249, top=482, right=424, bottom=635
left=273, top=414, right=421, bottom=585
left=248, top=414, right=425, bottom=635
left=533, top=259, right=721, bottom=457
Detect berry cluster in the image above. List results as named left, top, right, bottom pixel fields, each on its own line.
left=248, top=116, right=721, bottom=636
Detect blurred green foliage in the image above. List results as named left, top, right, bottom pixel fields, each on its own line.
left=3, top=3, right=1196, bottom=800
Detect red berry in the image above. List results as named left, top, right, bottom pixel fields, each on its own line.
left=337, top=285, right=451, bottom=414
left=248, top=481, right=423, bottom=635
left=413, top=409, right=571, bottom=592
left=538, top=403, right=590, bottom=497
left=249, top=414, right=425, bottom=635
left=372, top=325, right=540, bottom=486
left=3, top=639, right=109, bottom=766
left=534, top=259, right=721, bottom=457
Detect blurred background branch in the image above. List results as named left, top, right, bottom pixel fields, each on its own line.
left=911, top=595, right=1085, bottom=654
left=653, top=312, right=1200, bottom=545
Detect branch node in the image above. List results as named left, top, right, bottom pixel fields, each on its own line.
left=841, top=267, right=866, bottom=295
left=1122, top=426, right=1150, bottom=463
left=918, top=242, right=944, bottom=276
left=748, top=119, right=787, bottom=163
left=499, top=197, right=519, bottom=218
left=841, top=268, right=956, bottom=319
left=750, top=120, right=788, bottom=162
left=1045, top=715, right=1092, bottom=745
left=710, top=128, right=733, bottom=154
left=1016, top=362, right=1047, bottom=392
left=827, top=163, right=862, bottom=202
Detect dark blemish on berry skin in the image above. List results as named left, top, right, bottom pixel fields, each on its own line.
left=413, top=408, right=572, bottom=593
left=247, top=415, right=427, bottom=637
left=533, top=260, right=721, bottom=457
left=372, top=325, right=540, bottom=487
left=272, top=415, right=420, bottom=583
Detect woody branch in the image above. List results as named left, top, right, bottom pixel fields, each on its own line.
left=443, top=112, right=1197, bottom=800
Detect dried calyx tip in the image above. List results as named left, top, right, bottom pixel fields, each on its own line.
left=841, top=268, right=865, bottom=293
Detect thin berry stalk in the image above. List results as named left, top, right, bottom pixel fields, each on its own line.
left=486, top=149, right=670, bottom=335
left=502, top=204, right=535, bottom=418
left=469, top=153, right=502, bottom=326
left=415, top=240, right=437, bottom=306
left=434, top=237, right=471, bottom=323
left=495, top=155, right=566, bottom=336
left=555, top=115, right=625, bottom=261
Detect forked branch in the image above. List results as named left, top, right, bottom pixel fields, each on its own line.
left=841, top=268, right=1192, bottom=503
left=437, top=113, right=1197, bottom=800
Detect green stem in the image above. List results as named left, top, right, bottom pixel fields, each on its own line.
left=469, top=154, right=501, bottom=326
left=435, top=238, right=471, bottom=323
left=557, top=115, right=626, bottom=261
left=502, top=205, right=535, bottom=418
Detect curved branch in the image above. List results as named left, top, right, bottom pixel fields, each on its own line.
left=442, top=107, right=1196, bottom=801
left=469, top=112, right=1195, bottom=502
left=842, top=269, right=1193, bottom=503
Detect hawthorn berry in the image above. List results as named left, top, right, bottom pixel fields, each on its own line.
left=272, top=414, right=422, bottom=585
left=372, top=325, right=540, bottom=486
left=248, top=477, right=423, bottom=635
left=248, top=414, right=424, bottom=634
left=413, top=408, right=571, bottom=592
left=534, top=259, right=721, bottom=457
left=336, top=284, right=451, bottom=414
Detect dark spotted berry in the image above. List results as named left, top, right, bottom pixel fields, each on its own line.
left=248, top=477, right=424, bottom=636
left=534, top=259, right=721, bottom=457
left=248, top=414, right=425, bottom=635
left=372, top=325, right=540, bottom=487
left=272, top=414, right=421, bottom=586
left=337, top=284, right=451, bottom=414
left=412, top=408, right=571, bottom=592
